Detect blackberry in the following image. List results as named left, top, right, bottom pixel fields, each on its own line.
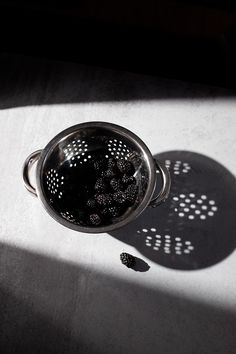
left=113, top=191, right=126, bottom=204
left=96, top=193, right=113, bottom=206
left=94, top=178, right=107, bottom=193
left=125, top=184, right=138, bottom=203
left=110, top=178, right=123, bottom=191
left=120, top=252, right=136, bottom=268
left=101, top=207, right=109, bottom=216
left=89, top=213, right=101, bottom=226
left=108, top=206, right=122, bottom=217
left=117, top=159, right=134, bottom=175
left=122, top=174, right=136, bottom=185
left=93, top=159, right=107, bottom=172
left=86, top=198, right=96, bottom=208
left=107, top=157, right=116, bottom=169
left=101, top=169, right=116, bottom=179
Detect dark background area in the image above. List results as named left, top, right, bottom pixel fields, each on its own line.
left=0, top=1, right=236, bottom=89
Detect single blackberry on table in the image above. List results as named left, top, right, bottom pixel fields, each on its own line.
left=110, top=178, right=123, bottom=191
left=122, top=174, right=136, bottom=185
left=108, top=206, right=122, bottom=217
left=96, top=193, right=113, bottom=206
left=94, top=178, right=107, bottom=193
left=117, top=159, right=134, bottom=175
left=89, top=213, right=101, bottom=226
left=113, top=191, right=126, bottom=204
left=120, top=252, right=136, bottom=268
left=86, top=198, right=96, bottom=209
left=125, top=183, right=138, bottom=203
left=107, top=157, right=116, bottom=169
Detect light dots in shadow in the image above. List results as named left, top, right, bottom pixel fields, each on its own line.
left=173, top=193, right=218, bottom=221
left=165, top=160, right=191, bottom=175
left=138, top=228, right=194, bottom=256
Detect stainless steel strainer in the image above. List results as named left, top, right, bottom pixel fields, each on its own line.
left=23, top=122, right=171, bottom=233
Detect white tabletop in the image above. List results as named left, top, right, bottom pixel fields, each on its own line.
left=0, top=54, right=236, bottom=353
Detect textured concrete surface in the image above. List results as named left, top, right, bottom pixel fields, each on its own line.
left=0, top=54, right=236, bottom=353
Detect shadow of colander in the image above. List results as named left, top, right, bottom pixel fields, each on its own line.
left=110, top=151, right=236, bottom=270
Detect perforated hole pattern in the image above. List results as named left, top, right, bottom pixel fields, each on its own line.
left=107, top=139, right=131, bottom=159
left=64, top=139, right=92, bottom=167
left=46, top=169, right=64, bottom=199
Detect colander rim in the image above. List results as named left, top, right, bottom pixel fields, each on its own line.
left=36, top=121, right=156, bottom=233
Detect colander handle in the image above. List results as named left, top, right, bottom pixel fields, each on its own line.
left=23, top=150, right=42, bottom=197
left=149, top=159, right=171, bottom=207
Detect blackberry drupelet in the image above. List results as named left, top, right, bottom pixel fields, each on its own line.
left=117, top=159, right=134, bottom=175
left=95, top=178, right=107, bottom=193
left=110, top=178, right=123, bottom=191
left=122, top=174, right=135, bottom=185
left=120, top=252, right=136, bottom=268
left=89, top=214, right=101, bottom=226
left=96, top=193, right=113, bottom=206
left=113, top=191, right=126, bottom=204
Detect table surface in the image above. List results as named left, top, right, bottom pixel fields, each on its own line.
left=0, top=54, right=236, bottom=354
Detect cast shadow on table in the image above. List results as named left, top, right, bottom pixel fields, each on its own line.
left=110, top=151, right=236, bottom=270
left=0, top=243, right=236, bottom=354
left=0, top=54, right=236, bottom=110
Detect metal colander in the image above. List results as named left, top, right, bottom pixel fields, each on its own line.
left=23, top=122, right=171, bottom=233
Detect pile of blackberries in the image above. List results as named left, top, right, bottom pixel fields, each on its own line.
left=85, top=157, right=138, bottom=226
